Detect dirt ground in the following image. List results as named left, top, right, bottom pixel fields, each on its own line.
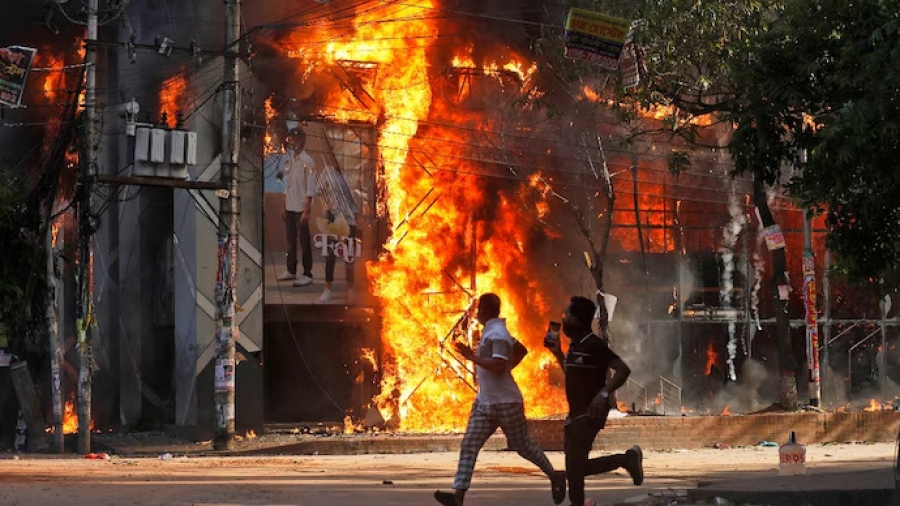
left=0, top=442, right=895, bottom=505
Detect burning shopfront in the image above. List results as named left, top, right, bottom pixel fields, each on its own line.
left=253, top=1, right=900, bottom=431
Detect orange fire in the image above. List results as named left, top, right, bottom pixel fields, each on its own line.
left=50, top=219, right=63, bottom=248
left=263, top=95, right=279, bottom=156
left=721, top=405, right=731, bottom=416
left=633, top=101, right=714, bottom=127
left=159, top=73, right=188, bottom=127
left=863, top=399, right=882, bottom=412
left=36, top=32, right=87, bottom=108
left=617, top=401, right=629, bottom=413
left=705, top=342, right=718, bottom=376
left=614, top=180, right=675, bottom=253
left=42, top=57, right=65, bottom=103
left=580, top=85, right=714, bottom=126
left=280, top=2, right=572, bottom=431
left=61, top=393, right=93, bottom=434
left=360, top=347, right=378, bottom=371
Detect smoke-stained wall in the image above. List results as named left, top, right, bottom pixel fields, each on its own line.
left=94, top=0, right=263, bottom=429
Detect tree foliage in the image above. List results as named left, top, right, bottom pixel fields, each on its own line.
left=774, top=0, right=900, bottom=283
left=0, top=170, right=48, bottom=355
left=630, top=0, right=900, bottom=283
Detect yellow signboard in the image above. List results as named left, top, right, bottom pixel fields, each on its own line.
left=564, top=8, right=631, bottom=69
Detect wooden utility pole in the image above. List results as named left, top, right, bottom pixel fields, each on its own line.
left=77, top=0, right=99, bottom=455
left=213, top=0, right=242, bottom=451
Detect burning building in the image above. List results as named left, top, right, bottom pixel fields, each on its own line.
left=1, top=0, right=898, bottom=448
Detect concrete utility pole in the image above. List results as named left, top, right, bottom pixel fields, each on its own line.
left=48, top=224, right=63, bottom=453
left=214, top=0, right=242, bottom=451
left=77, top=0, right=100, bottom=455
left=800, top=145, right=820, bottom=408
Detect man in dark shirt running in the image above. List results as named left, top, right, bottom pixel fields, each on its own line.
left=546, top=295, right=644, bottom=506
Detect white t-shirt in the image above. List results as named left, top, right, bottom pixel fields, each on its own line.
left=284, top=149, right=317, bottom=212
left=475, top=318, right=524, bottom=406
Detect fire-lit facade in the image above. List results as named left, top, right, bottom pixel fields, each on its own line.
left=1, top=0, right=898, bottom=448
left=252, top=0, right=899, bottom=428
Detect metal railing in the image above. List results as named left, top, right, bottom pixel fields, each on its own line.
left=619, top=378, right=647, bottom=413
left=848, top=328, right=880, bottom=394
left=659, top=376, right=682, bottom=415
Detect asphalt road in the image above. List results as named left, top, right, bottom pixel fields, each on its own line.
left=0, top=442, right=894, bottom=505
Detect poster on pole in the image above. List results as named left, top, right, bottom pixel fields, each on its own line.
left=564, top=8, right=631, bottom=70
left=0, top=46, right=38, bottom=107
left=803, top=251, right=820, bottom=384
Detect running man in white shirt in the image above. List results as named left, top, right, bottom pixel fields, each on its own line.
left=435, top=293, right=567, bottom=506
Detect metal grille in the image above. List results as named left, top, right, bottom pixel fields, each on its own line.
left=659, top=376, right=682, bottom=415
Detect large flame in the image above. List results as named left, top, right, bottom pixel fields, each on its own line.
left=280, top=2, right=569, bottom=431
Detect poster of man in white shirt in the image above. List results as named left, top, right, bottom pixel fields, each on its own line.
left=264, top=121, right=375, bottom=306
left=277, top=128, right=318, bottom=288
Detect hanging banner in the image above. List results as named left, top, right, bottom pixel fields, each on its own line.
left=619, top=40, right=644, bottom=90
left=0, top=46, right=38, bottom=107
left=564, top=8, right=631, bottom=70
left=619, top=20, right=646, bottom=90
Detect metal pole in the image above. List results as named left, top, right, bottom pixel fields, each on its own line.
left=673, top=198, right=684, bottom=386
left=879, top=294, right=889, bottom=390
left=822, top=248, right=831, bottom=404
left=47, top=222, right=64, bottom=452
left=77, top=0, right=99, bottom=455
left=213, top=0, right=242, bottom=451
left=802, top=212, right=821, bottom=407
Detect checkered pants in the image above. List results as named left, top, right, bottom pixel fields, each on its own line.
left=452, top=401, right=555, bottom=490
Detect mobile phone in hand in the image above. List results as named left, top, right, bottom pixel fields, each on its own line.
left=544, top=321, right=561, bottom=348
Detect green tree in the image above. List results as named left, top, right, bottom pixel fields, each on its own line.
left=0, top=170, right=48, bottom=357
left=767, top=0, right=900, bottom=285
left=608, top=0, right=804, bottom=407
left=632, top=0, right=900, bottom=405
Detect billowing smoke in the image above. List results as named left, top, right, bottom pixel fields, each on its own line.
left=720, top=192, right=745, bottom=381
left=707, top=357, right=776, bottom=414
